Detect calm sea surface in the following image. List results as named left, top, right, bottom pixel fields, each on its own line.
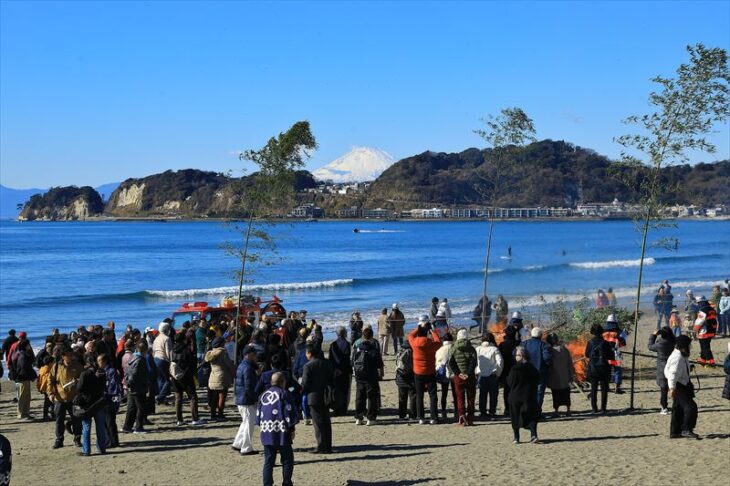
left=1, top=219, right=728, bottom=341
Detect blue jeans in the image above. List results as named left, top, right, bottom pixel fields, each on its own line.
left=612, top=366, right=623, bottom=386
left=82, top=407, right=108, bottom=455
left=536, top=380, right=546, bottom=413
left=263, top=443, right=294, bottom=486
left=718, top=313, right=729, bottom=335
left=301, top=394, right=311, bottom=419
left=155, top=358, right=171, bottom=402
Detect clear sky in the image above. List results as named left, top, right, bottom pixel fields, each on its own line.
left=1, top=0, right=729, bottom=188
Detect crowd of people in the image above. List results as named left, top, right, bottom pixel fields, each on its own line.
left=1, top=285, right=729, bottom=485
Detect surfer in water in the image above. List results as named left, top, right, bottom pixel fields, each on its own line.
left=508, top=246, right=512, bottom=258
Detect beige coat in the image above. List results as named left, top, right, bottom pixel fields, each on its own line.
left=205, top=347, right=233, bottom=390
left=377, top=314, right=390, bottom=337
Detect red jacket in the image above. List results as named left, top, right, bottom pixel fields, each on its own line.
left=408, top=327, right=442, bottom=375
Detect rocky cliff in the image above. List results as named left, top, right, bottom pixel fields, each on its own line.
left=105, top=169, right=318, bottom=217
left=19, top=186, right=104, bottom=221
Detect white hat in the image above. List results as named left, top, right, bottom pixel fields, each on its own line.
left=392, top=303, right=399, bottom=310
left=158, top=321, right=170, bottom=334
left=436, top=309, right=446, bottom=318
left=145, top=326, right=154, bottom=335
left=418, top=314, right=429, bottom=324
left=512, top=311, right=522, bottom=320
left=457, top=329, right=468, bottom=340
left=606, top=314, right=617, bottom=323
left=530, top=327, right=542, bottom=338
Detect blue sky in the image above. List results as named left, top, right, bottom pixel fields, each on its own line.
left=1, top=1, right=729, bottom=188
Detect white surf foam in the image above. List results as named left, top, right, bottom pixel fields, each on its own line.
left=145, top=279, right=354, bottom=298
left=570, top=257, right=656, bottom=269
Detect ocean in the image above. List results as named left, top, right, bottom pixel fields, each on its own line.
left=0, top=219, right=728, bottom=342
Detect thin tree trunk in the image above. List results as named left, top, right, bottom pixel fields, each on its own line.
left=628, top=207, right=651, bottom=410
left=234, top=213, right=255, bottom=366
left=480, top=210, right=495, bottom=336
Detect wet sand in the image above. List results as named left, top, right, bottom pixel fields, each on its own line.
left=1, top=316, right=728, bottom=486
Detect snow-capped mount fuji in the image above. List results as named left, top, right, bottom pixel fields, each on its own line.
left=312, top=147, right=395, bottom=183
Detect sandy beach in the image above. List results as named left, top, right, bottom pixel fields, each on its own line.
left=1, top=316, right=728, bottom=486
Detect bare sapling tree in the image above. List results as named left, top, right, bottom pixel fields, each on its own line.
left=615, top=44, right=729, bottom=409
left=224, top=121, right=317, bottom=363
left=473, top=108, right=536, bottom=335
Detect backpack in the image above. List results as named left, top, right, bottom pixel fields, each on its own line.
left=395, top=348, right=413, bottom=375
left=589, top=341, right=609, bottom=374
left=352, top=345, right=372, bottom=380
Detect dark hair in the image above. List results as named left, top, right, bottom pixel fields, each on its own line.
left=658, top=326, right=674, bottom=342
left=8, top=329, right=16, bottom=335
left=546, top=333, right=559, bottom=346
left=363, top=327, right=374, bottom=339
left=305, top=344, right=317, bottom=355
left=136, top=341, right=148, bottom=353
left=268, top=333, right=281, bottom=345
left=42, top=355, right=54, bottom=366
left=175, top=332, right=187, bottom=344
left=98, top=353, right=109, bottom=365
left=504, top=326, right=517, bottom=338
left=442, top=332, right=453, bottom=342
left=270, top=352, right=282, bottom=368
left=482, top=332, right=496, bottom=344
left=590, top=324, right=604, bottom=337
left=432, top=297, right=439, bottom=303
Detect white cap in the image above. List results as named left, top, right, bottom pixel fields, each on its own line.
left=512, top=311, right=522, bottom=320
left=158, top=321, right=170, bottom=334
left=392, top=303, right=399, bottom=310
left=530, top=327, right=542, bottom=338
left=606, top=314, right=617, bottom=323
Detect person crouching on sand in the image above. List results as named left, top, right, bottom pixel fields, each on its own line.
left=258, top=372, right=298, bottom=486
left=506, top=346, right=540, bottom=444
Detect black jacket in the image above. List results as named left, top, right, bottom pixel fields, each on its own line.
left=14, top=350, right=37, bottom=382
left=498, top=336, right=519, bottom=383
left=352, top=339, right=383, bottom=382
left=585, top=336, right=615, bottom=378
left=171, top=341, right=197, bottom=388
left=301, top=357, right=333, bottom=406
left=648, top=334, right=674, bottom=387
left=76, top=368, right=105, bottom=409
left=125, top=355, right=149, bottom=395
left=506, top=362, right=540, bottom=428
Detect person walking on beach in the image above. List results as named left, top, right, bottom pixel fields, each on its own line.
left=388, top=304, right=406, bottom=354
left=301, top=344, right=334, bottom=453
left=97, top=354, right=122, bottom=448
left=499, top=325, right=519, bottom=416
left=606, top=287, right=617, bottom=308
left=434, top=332, right=455, bottom=422
left=328, top=327, right=352, bottom=416
left=429, top=297, right=440, bottom=322
left=122, top=341, right=150, bottom=434
left=47, top=346, right=83, bottom=448
left=506, top=346, right=540, bottom=444
left=546, top=333, right=573, bottom=417
left=694, top=296, right=717, bottom=365
left=585, top=324, right=614, bottom=415
left=76, top=356, right=108, bottom=456
left=395, top=340, right=417, bottom=421
left=476, top=332, right=503, bottom=419
left=665, top=335, right=699, bottom=439
left=449, top=328, right=478, bottom=426
left=349, top=312, right=364, bottom=344
left=258, top=372, right=298, bottom=486
left=648, top=327, right=675, bottom=415
left=13, top=339, right=36, bottom=420
left=152, top=321, right=173, bottom=405
left=717, top=287, right=730, bottom=337
left=170, top=332, right=202, bottom=426
left=409, top=315, right=442, bottom=425
left=602, top=315, right=626, bottom=394
left=352, top=327, right=384, bottom=426
left=522, top=327, right=551, bottom=415
left=377, top=308, right=391, bottom=356
left=233, top=345, right=258, bottom=455
left=206, top=337, right=234, bottom=421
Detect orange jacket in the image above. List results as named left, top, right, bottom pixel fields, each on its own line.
left=408, top=327, right=442, bottom=375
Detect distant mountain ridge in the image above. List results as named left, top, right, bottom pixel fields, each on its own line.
left=312, top=147, right=395, bottom=182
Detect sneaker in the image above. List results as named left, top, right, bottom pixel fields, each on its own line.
left=354, top=418, right=364, bottom=426
left=418, top=419, right=426, bottom=425
left=176, top=421, right=186, bottom=426
left=190, top=420, right=205, bottom=426
left=512, top=439, right=519, bottom=444
left=659, top=408, right=670, bottom=415
left=366, top=418, right=375, bottom=426
left=133, top=429, right=148, bottom=434
left=121, top=428, right=133, bottom=434
left=52, top=442, right=63, bottom=449
left=681, top=430, right=700, bottom=440
left=429, top=419, right=438, bottom=425
left=530, top=436, right=540, bottom=444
